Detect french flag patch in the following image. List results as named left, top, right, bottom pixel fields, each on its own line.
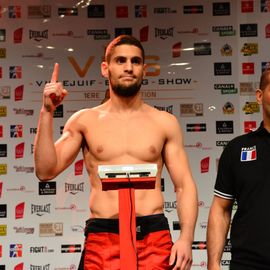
left=241, top=146, right=257, bottom=162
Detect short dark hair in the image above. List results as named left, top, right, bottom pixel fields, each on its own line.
left=104, top=35, right=145, bottom=63
left=259, top=69, right=270, bottom=90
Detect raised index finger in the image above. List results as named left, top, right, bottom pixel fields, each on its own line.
left=50, top=63, right=59, bottom=83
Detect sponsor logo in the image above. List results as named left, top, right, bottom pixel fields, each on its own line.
left=31, top=204, right=51, bottom=216
left=186, top=123, right=206, bottom=132
left=39, top=182, right=56, bottom=195
left=65, top=182, right=84, bottom=195
left=61, top=244, right=81, bottom=253
left=14, top=85, right=24, bottom=101
left=216, top=121, right=234, bottom=134
left=184, top=142, right=211, bottom=150
left=194, top=42, right=211, bottom=55
left=39, top=222, right=63, bottom=237
left=214, top=62, right=232, bottom=76
left=172, top=42, right=181, bottom=57
left=161, top=178, right=165, bottom=192
left=0, top=106, right=7, bottom=117
left=241, top=43, right=258, bottom=56
left=75, top=159, right=84, bottom=175
left=140, top=26, right=149, bottom=42
left=116, top=6, right=128, bottom=18
left=0, top=205, right=6, bottom=218
left=213, top=2, right=230, bottom=16
left=53, top=104, right=63, bottom=118
left=164, top=201, right=177, bottom=213
left=15, top=143, right=24, bottom=158
left=242, top=101, right=260, bottom=114
left=154, top=7, right=177, bottom=14
left=214, top=83, right=238, bottom=94
left=9, top=66, right=22, bottom=79
left=55, top=204, right=86, bottom=212
left=13, top=108, right=34, bottom=116
left=180, top=103, right=203, bottom=117
left=58, top=8, right=78, bottom=16
left=87, top=5, right=105, bottom=18
left=221, top=43, right=232, bottom=56
left=0, top=126, right=2, bottom=138
left=221, top=260, right=231, bottom=266
left=223, top=101, right=234, bottom=114
left=30, top=128, right=37, bottom=134
left=0, top=144, right=7, bottom=157
left=239, top=82, right=257, bottom=95
left=266, top=24, right=270, bottom=38
left=244, top=121, right=256, bottom=133
left=29, top=30, right=48, bottom=41
left=0, top=29, right=6, bottom=42
left=192, top=261, right=207, bottom=267
left=0, top=164, right=7, bottom=175
left=71, top=225, right=84, bottom=233
left=242, top=1, right=254, bottom=12
left=183, top=5, right=203, bottom=14
left=261, top=0, right=270, bottom=12
left=200, top=222, right=207, bottom=229
left=28, top=5, right=51, bottom=18
left=242, top=62, right=255, bottom=74
left=30, top=246, right=54, bottom=253
left=154, top=105, right=173, bottom=114
left=0, top=225, right=7, bottom=236
left=87, top=29, right=110, bottom=40
left=135, top=5, right=147, bottom=17
left=0, top=86, right=11, bottom=99
left=240, top=23, right=258, bottom=37
left=212, top=25, right=235, bottom=36
left=115, top=27, right=132, bottom=37
left=0, top=48, right=6, bottom=58
left=224, top=239, right=231, bottom=252
left=14, top=28, right=23, bottom=43
left=30, top=264, right=50, bottom=270
left=261, top=61, right=270, bottom=73
left=15, top=202, right=25, bottom=219
left=14, top=263, right=23, bottom=270
left=216, top=141, right=230, bottom=147
left=13, top=166, right=34, bottom=173
left=14, top=226, right=34, bottom=234
left=9, top=244, right=22, bottom=257
left=192, top=241, right=207, bottom=250
left=172, top=221, right=180, bottom=230
left=0, top=182, right=2, bottom=198
left=155, top=27, right=174, bottom=39
left=9, top=6, right=21, bottom=18
left=201, top=157, right=210, bottom=173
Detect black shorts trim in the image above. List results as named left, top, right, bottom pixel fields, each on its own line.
left=84, top=213, right=170, bottom=240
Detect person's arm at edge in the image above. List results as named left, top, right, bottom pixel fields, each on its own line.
left=162, top=114, right=198, bottom=270
left=34, top=63, right=81, bottom=181
left=207, top=196, right=233, bottom=270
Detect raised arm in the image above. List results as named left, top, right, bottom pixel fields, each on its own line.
left=34, top=63, right=81, bottom=181
left=162, top=114, right=198, bottom=270
left=207, top=196, right=233, bottom=270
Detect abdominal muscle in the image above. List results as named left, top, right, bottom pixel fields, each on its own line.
left=88, top=185, right=164, bottom=219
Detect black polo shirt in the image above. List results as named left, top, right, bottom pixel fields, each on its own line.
left=214, top=122, right=270, bottom=269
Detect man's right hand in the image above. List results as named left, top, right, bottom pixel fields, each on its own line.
left=43, top=63, right=68, bottom=112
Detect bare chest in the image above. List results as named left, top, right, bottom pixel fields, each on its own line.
left=84, top=117, right=165, bottom=162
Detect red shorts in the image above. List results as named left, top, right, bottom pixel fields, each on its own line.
left=78, top=214, right=172, bottom=270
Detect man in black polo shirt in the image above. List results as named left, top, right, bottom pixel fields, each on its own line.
left=207, top=69, right=270, bottom=270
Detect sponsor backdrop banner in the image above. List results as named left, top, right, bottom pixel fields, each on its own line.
left=0, top=0, right=267, bottom=269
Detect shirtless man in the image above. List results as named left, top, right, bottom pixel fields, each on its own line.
left=34, top=35, right=198, bottom=270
